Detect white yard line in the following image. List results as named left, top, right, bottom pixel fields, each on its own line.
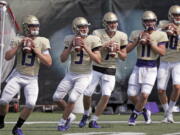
left=5, top=121, right=180, bottom=124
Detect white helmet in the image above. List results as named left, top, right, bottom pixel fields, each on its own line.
left=72, top=17, right=90, bottom=37
left=103, top=12, right=118, bottom=32
left=22, top=15, right=40, bottom=36
left=168, top=5, right=180, bottom=24
left=142, top=11, right=157, bottom=31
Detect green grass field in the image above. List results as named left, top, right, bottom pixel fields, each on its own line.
left=1, top=112, right=180, bottom=135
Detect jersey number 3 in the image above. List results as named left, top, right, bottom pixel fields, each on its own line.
left=75, top=50, right=83, bottom=64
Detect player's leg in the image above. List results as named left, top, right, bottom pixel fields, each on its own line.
left=157, top=61, right=170, bottom=122
left=127, top=84, right=140, bottom=126
left=166, top=62, right=180, bottom=123
left=12, top=78, right=38, bottom=135
left=136, top=84, right=152, bottom=124
left=89, top=74, right=115, bottom=128
left=59, top=74, right=91, bottom=131
left=127, top=66, right=140, bottom=126
left=53, top=73, right=74, bottom=110
left=0, top=77, right=21, bottom=129
left=53, top=73, right=74, bottom=130
left=136, top=67, right=157, bottom=125
left=79, top=71, right=100, bottom=128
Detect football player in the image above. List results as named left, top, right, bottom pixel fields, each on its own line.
left=0, top=15, right=52, bottom=135
left=52, top=17, right=102, bottom=131
left=157, top=5, right=180, bottom=123
left=127, top=11, right=168, bottom=126
left=78, top=12, right=127, bottom=128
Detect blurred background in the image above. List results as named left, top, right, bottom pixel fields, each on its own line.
left=1, top=0, right=180, bottom=113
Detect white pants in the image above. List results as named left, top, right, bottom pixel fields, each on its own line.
left=53, top=72, right=91, bottom=103
left=157, top=61, right=180, bottom=90
left=84, top=70, right=115, bottom=96
left=127, top=66, right=157, bottom=96
left=0, top=71, right=38, bottom=108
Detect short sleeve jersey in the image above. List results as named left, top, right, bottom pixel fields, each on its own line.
left=64, top=34, right=102, bottom=74
left=11, top=36, right=51, bottom=76
left=129, top=30, right=168, bottom=60
left=92, top=29, right=128, bottom=68
left=158, top=21, right=180, bottom=62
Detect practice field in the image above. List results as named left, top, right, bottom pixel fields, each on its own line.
left=1, top=112, right=180, bottom=135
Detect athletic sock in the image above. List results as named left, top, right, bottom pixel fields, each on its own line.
left=168, top=100, right=176, bottom=114
left=13, top=117, right=25, bottom=129
left=84, top=110, right=90, bottom=116
left=91, top=115, right=98, bottom=121
left=162, top=103, right=169, bottom=113
left=0, top=115, right=5, bottom=124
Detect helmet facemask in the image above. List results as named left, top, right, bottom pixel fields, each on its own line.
left=76, top=25, right=89, bottom=37
left=105, top=21, right=118, bottom=32
left=171, top=13, right=180, bottom=24
left=143, top=19, right=157, bottom=31
left=28, top=24, right=40, bottom=36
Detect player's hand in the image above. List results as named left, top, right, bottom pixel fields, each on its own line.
left=165, top=23, right=177, bottom=36
left=103, top=41, right=115, bottom=48
left=139, top=32, right=150, bottom=45
left=21, top=37, right=35, bottom=53
left=32, top=47, right=41, bottom=55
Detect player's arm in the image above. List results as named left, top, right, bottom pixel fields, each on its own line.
left=83, top=45, right=102, bottom=64
left=126, top=41, right=138, bottom=53
left=33, top=47, right=52, bottom=66
left=117, top=45, right=127, bottom=61
left=60, top=44, right=73, bottom=63
left=5, top=46, right=19, bottom=60
left=149, top=41, right=166, bottom=56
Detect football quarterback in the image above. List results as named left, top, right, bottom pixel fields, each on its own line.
left=157, top=5, right=180, bottom=123
left=79, top=12, right=128, bottom=128
left=53, top=17, right=102, bottom=131
left=0, top=15, right=52, bottom=135
left=126, top=11, right=168, bottom=126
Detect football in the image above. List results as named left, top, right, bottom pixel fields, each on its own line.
left=22, top=38, right=34, bottom=53
left=165, top=24, right=177, bottom=36
left=139, top=32, right=150, bottom=45
left=108, top=43, right=118, bottom=57
left=73, top=36, right=82, bottom=52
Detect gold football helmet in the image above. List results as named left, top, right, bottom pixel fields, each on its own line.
left=103, top=12, right=118, bottom=32
left=72, top=17, right=90, bottom=37
left=168, top=5, right=180, bottom=24
left=142, top=11, right=157, bottom=31
left=22, top=15, right=40, bottom=36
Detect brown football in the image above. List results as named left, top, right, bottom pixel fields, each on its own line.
left=108, top=45, right=117, bottom=57
left=73, top=36, right=82, bottom=52
left=139, top=32, right=150, bottom=45
left=22, top=38, right=34, bottom=53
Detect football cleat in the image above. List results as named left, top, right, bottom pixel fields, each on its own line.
left=68, top=113, right=76, bottom=126
left=161, top=117, right=168, bottom=123
left=167, top=113, right=175, bottom=123
left=57, top=119, right=70, bottom=131
left=143, top=109, right=152, bottom=124
left=79, top=115, right=89, bottom=128
left=88, top=120, right=101, bottom=128
left=12, top=128, right=24, bottom=135
left=128, top=112, right=138, bottom=126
